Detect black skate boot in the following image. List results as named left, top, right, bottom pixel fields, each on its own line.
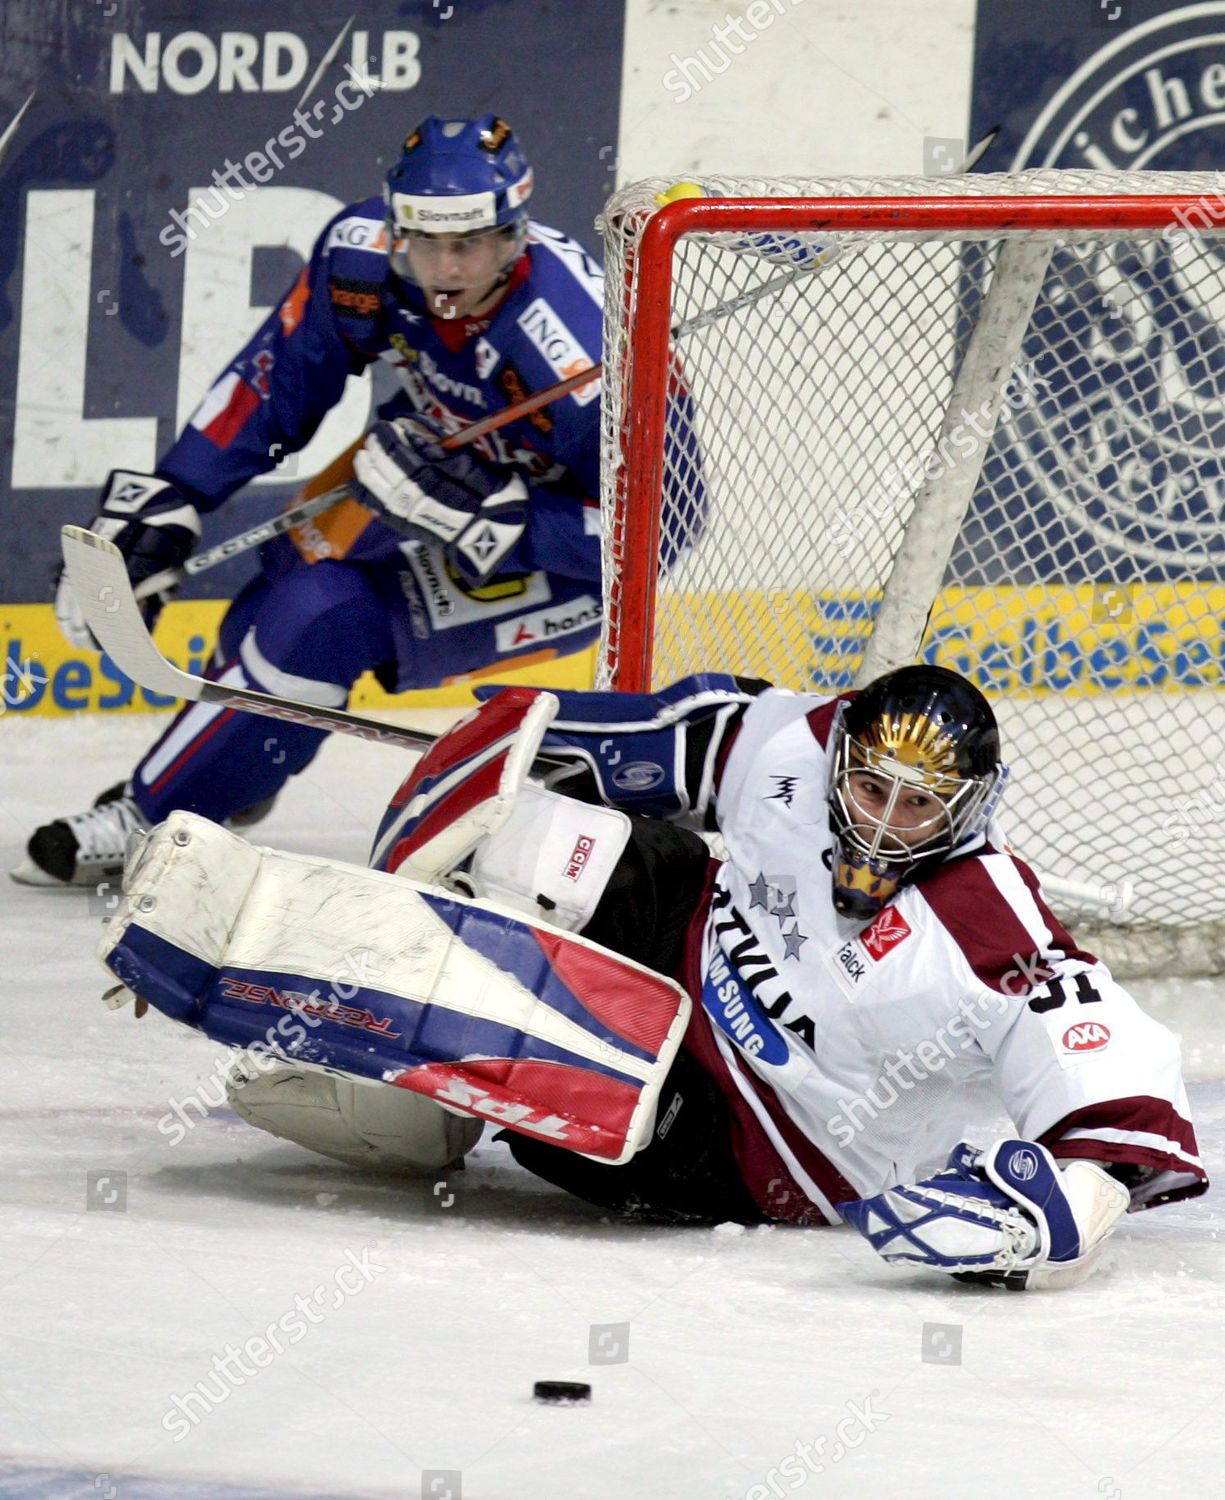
left=12, top=787, right=149, bottom=888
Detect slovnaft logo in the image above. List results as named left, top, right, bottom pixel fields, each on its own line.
left=995, top=4, right=1225, bottom=575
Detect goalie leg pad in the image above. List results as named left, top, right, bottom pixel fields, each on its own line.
left=101, top=811, right=690, bottom=1165
left=226, top=1060, right=482, bottom=1173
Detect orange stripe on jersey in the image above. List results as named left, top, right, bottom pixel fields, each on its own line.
left=278, top=265, right=311, bottom=336
left=443, top=648, right=559, bottom=684
left=288, top=434, right=376, bottom=564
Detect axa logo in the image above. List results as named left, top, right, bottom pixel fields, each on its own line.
left=860, top=907, right=912, bottom=961
left=1063, top=1021, right=1112, bottom=1052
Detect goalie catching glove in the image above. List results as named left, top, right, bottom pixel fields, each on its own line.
left=840, top=1138, right=1129, bottom=1290
left=352, top=415, right=528, bottom=586
left=55, top=470, right=201, bottom=648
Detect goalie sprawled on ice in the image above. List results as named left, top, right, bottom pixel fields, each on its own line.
left=99, top=667, right=1207, bottom=1291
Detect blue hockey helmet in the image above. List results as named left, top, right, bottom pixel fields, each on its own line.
left=384, top=115, right=533, bottom=286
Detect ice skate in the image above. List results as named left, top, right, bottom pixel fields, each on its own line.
left=11, top=779, right=278, bottom=889
left=11, top=785, right=149, bottom=889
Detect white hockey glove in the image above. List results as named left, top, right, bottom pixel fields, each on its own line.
left=352, top=416, right=528, bottom=586
left=840, top=1139, right=1129, bottom=1290
left=55, top=470, right=201, bottom=648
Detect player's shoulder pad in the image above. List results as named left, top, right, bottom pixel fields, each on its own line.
left=524, top=221, right=603, bottom=310
left=315, top=195, right=391, bottom=278
left=914, top=846, right=1089, bottom=994
left=805, top=690, right=856, bottom=750
left=312, top=195, right=390, bottom=333
left=499, top=224, right=603, bottom=399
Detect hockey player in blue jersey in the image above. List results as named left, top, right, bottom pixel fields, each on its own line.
left=16, top=115, right=683, bottom=888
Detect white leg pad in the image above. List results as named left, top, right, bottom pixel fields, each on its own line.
left=227, top=1060, right=482, bottom=1173
left=464, top=782, right=632, bottom=931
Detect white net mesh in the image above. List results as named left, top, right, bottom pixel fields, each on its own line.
left=599, top=170, right=1225, bottom=956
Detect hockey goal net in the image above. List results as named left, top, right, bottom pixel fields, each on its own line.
left=598, top=170, right=1225, bottom=975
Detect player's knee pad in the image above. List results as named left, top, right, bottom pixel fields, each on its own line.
left=226, top=1060, right=482, bottom=1174
left=461, top=781, right=632, bottom=932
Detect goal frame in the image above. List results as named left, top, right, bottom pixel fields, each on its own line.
left=600, top=182, right=1225, bottom=973
left=608, top=191, right=1210, bottom=693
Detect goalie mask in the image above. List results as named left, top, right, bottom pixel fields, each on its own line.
left=827, top=665, right=1008, bottom=921
left=384, top=114, right=532, bottom=318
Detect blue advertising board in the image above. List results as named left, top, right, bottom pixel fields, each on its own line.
left=0, top=0, right=625, bottom=607
left=963, top=0, right=1225, bottom=590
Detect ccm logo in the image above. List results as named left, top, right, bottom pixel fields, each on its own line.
left=1063, top=1021, right=1111, bottom=1052
left=563, top=834, right=596, bottom=880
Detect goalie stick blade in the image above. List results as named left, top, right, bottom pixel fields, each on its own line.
left=60, top=525, right=436, bottom=752
left=62, top=526, right=200, bottom=701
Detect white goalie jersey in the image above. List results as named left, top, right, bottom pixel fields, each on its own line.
left=682, top=689, right=1207, bottom=1225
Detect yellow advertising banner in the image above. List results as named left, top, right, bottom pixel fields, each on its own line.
left=0, top=602, right=597, bottom=718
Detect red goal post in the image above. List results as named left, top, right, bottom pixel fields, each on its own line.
left=597, top=170, right=1225, bottom=973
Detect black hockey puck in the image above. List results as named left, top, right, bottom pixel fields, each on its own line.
left=532, top=1380, right=591, bottom=1405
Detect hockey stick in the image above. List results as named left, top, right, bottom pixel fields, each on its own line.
left=63, top=526, right=572, bottom=768
left=133, top=360, right=604, bottom=602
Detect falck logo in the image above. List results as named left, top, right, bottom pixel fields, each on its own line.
left=1063, top=1021, right=1111, bottom=1053
left=993, top=5, right=1225, bottom=577
left=860, top=907, right=912, bottom=961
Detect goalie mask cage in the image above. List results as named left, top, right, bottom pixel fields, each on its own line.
left=598, top=170, right=1225, bottom=976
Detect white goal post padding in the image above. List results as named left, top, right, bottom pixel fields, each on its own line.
left=597, top=170, right=1225, bottom=974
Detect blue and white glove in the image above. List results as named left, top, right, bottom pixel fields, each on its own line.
left=475, top=674, right=758, bottom=819
left=839, top=1139, right=1129, bottom=1290
left=352, top=416, right=528, bottom=586
left=55, top=470, right=201, bottom=649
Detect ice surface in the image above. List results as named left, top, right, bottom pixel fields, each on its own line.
left=1, top=716, right=1221, bottom=1500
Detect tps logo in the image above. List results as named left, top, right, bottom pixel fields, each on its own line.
left=991, top=4, right=1225, bottom=577
left=1063, top=1021, right=1112, bottom=1052
left=860, top=907, right=912, bottom=961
